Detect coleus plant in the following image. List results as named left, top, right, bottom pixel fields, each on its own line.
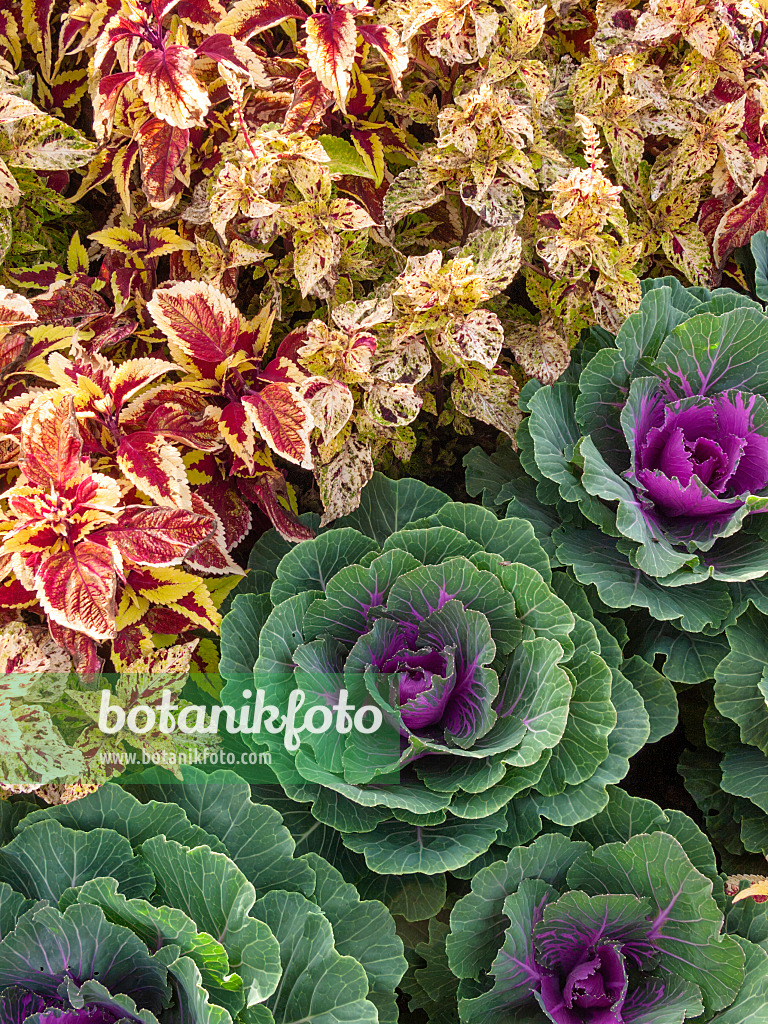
left=0, top=766, right=407, bottom=1024
left=0, top=620, right=222, bottom=793
left=444, top=786, right=768, bottom=1024
left=218, top=473, right=676, bottom=877
left=6, top=0, right=768, bottom=525
left=0, top=64, right=94, bottom=272
left=466, top=272, right=768, bottom=637
left=0, top=382, right=236, bottom=672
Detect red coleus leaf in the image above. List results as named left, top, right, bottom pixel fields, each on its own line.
left=284, top=68, right=332, bottom=131
left=33, top=277, right=109, bottom=327
left=173, top=0, right=226, bottom=28
left=48, top=620, right=100, bottom=676
left=305, top=6, right=357, bottom=111
left=137, top=117, right=189, bottom=208
left=116, top=431, right=193, bottom=508
left=85, top=315, right=139, bottom=353
left=101, top=504, right=215, bottom=570
left=199, top=475, right=252, bottom=549
left=23, top=0, right=56, bottom=77
left=218, top=400, right=256, bottom=468
left=357, top=24, right=409, bottom=94
left=108, top=356, right=175, bottom=410
left=135, top=45, right=211, bottom=129
left=195, top=32, right=263, bottom=78
left=95, top=72, right=136, bottom=138
left=121, top=386, right=223, bottom=452
left=147, top=280, right=241, bottom=364
left=242, top=473, right=315, bottom=541
left=36, top=540, right=117, bottom=641
left=20, top=395, right=86, bottom=492
left=183, top=493, right=244, bottom=574
left=242, top=383, right=314, bottom=468
left=713, top=172, right=768, bottom=268
left=0, top=571, right=37, bottom=611
left=216, top=0, right=307, bottom=41
left=112, top=622, right=153, bottom=664
left=0, top=286, right=37, bottom=332
left=337, top=175, right=387, bottom=224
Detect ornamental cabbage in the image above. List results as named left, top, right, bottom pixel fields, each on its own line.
left=0, top=766, right=406, bottom=1024
left=219, top=474, right=675, bottom=876
left=466, top=271, right=768, bottom=635
left=445, top=787, right=768, bottom=1024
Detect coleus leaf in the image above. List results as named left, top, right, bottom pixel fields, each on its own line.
left=0, top=286, right=37, bottom=334
left=36, top=539, right=117, bottom=641
left=357, top=25, right=409, bottom=94
left=2, top=114, right=96, bottom=171
left=135, top=45, right=211, bottom=130
left=20, top=0, right=56, bottom=79
left=305, top=5, right=357, bottom=112
left=100, top=505, right=215, bottom=572
left=713, top=172, right=768, bottom=270
left=147, top=281, right=242, bottom=365
left=216, top=0, right=307, bottom=40
left=183, top=493, right=244, bottom=575
left=117, top=431, right=193, bottom=509
left=19, top=394, right=85, bottom=491
left=136, top=118, right=189, bottom=209
left=0, top=158, right=20, bottom=209
left=243, top=384, right=314, bottom=468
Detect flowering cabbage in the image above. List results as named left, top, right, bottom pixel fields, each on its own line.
left=445, top=788, right=768, bottom=1024
left=467, top=274, right=768, bottom=635
left=0, top=766, right=406, bottom=1024
left=219, top=474, right=674, bottom=876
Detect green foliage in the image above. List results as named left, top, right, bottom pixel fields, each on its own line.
left=218, top=474, right=675, bottom=878
left=0, top=766, right=406, bottom=1024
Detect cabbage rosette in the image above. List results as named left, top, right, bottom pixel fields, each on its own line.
left=0, top=766, right=406, bottom=1024
left=220, top=475, right=674, bottom=876
left=468, top=277, right=768, bottom=634
left=445, top=788, right=768, bottom=1024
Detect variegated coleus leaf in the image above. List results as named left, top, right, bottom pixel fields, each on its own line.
left=0, top=620, right=70, bottom=694
left=116, top=430, right=194, bottom=508
left=101, top=504, right=216, bottom=575
left=316, top=431, right=373, bottom=525
left=0, top=620, right=84, bottom=790
left=118, top=564, right=222, bottom=634
left=0, top=701, right=85, bottom=791
left=451, top=365, right=523, bottom=441
left=507, top=317, right=571, bottom=386
left=136, top=117, right=189, bottom=209
left=147, top=279, right=242, bottom=367
left=70, top=639, right=219, bottom=782
left=242, top=381, right=315, bottom=468
left=147, top=281, right=317, bottom=470
left=1, top=112, right=96, bottom=170
left=0, top=285, right=36, bottom=334
left=1, top=394, right=217, bottom=642
left=301, top=376, right=354, bottom=443
left=305, top=3, right=358, bottom=112
left=216, top=0, right=307, bottom=40
left=183, top=492, right=244, bottom=574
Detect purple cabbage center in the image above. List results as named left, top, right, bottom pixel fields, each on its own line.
left=539, top=944, right=628, bottom=1024
left=631, top=390, right=768, bottom=518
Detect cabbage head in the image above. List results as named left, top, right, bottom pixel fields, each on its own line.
left=445, top=787, right=768, bottom=1024
left=219, top=475, right=675, bottom=876
left=0, top=766, right=406, bottom=1024
left=467, top=276, right=768, bottom=635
